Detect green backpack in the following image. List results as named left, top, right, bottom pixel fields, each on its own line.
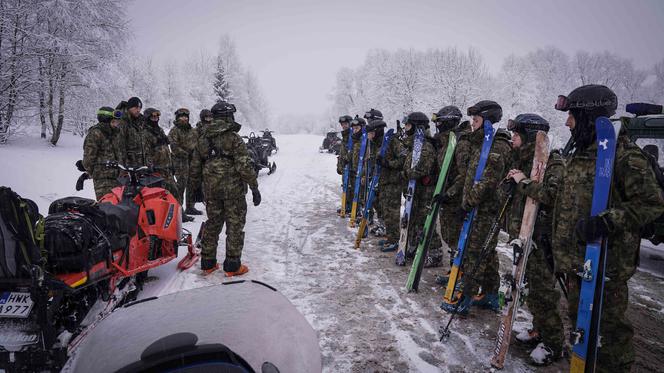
left=0, top=186, right=42, bottom=278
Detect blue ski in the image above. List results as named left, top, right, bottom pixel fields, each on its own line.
left=443, top=119, right=495, bottom=303
left=350, top=127, right=368, bottom=227
left=570, top=117, right=618, bottom=373
left=355, top=129, right=394, bottom=248
left=395, top=127, right=425, bottom=266
left=340, top=131, right=354, bottom=218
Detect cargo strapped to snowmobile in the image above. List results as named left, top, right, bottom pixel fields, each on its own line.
left=0, top=187, right=42, bottom=279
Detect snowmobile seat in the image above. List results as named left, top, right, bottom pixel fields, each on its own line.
left=48, top=196, right=96, bottom=214
left=98, top=200, right=138, bottom=236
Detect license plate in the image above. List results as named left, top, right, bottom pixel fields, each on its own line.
left=0, top=292, right=33, bottom=318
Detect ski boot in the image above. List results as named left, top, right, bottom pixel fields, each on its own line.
left=435, top=270, right=452, bottom=285
left=471, top=292, right=501, bottom=312
left=377, top=239, right=388, bottom=247
left=529, top=342, right=556, bottom=366
left=186, top=206, right=203, bottom=215
left=223, top=257, right=249, bottom=277
left=201, top=258, right=220, bottom=276
left=440, top=295, right=472, bottom=316
left=381, top=242, right=398, bottom=252
left=515, top=329, right=541, bottom=345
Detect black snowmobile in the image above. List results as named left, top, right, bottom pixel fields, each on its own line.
left=260, top=129, right=278, bottom=154
left=243, top=132, right=276, bottom=175
left=319, top=131, right=341, bottom=154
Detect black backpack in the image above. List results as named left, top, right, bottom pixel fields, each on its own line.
left=0, top=187, right=42, bottom=278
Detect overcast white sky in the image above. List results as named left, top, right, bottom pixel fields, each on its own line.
left=129, top=0, right=664, bottom=117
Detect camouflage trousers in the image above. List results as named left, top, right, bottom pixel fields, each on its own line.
left=408, top=185, right=441, bottom=254
left=461, top=210, right=500, bottom=296
left=526, top=246, right=563, bottom=356
left=173, top=157, right=196, bottom=207
left=201, top=196, right=247, bottom=262
left=566, top=271, right=634, bottom=373
left=439, top=199, right=465, bottom=262
left=92, top=178, right=118, bottom=200
left=378, top=183, right=402, bottom=243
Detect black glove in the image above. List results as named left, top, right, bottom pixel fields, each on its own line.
left=251, top=187, right=261, bottom=206
left=75, top=173, right=89, bottom=191
left=75, top=160, right=86, bottom=172
left=455, top=207, right=469, bottom=220
left=575, top=215, right=611, bottom=243
left=501, top=179, right=517, bottom=194
left=432, top=192, right=451, bottom=204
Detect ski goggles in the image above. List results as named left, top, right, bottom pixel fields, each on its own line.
left=431, top=113, right=460, bottom=123
left=507, top=119, right=550, bottom=132
left=350, top=118, right=364, bottom=126
left=175, top=108, right=190, bottom=117
left=555, top=95, right=616, bottom=112
left=97, top=109, right=115, bottom=118
left=150, top=111, right=161, bottom=119
left=338, top=116, right=351, bottom=124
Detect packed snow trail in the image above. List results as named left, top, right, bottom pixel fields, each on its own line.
left=1, top=133, right=663, bottom=372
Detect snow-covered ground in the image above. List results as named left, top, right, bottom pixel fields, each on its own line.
left=1, top=132, right=663, bottom=372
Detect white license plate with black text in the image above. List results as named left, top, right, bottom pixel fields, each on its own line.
left=0, top=292, right=33, bottom=318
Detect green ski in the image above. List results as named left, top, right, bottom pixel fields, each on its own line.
left=406, top=133, right=457, bottom=292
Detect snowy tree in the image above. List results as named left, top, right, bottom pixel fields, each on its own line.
left=213, top=56, right=233, bottom=103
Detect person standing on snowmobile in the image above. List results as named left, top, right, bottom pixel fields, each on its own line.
left=440, top=100, right=512, bottom=315
left=364, top=109, right=385, bottom=235
left=400, top=112, right=440, bottom=263
left=548, top=85, right=664, bottom=372
left=504, top=113, right=565, bottom=365
left=431, top=106, right=471, bottom=270
left=336, top=115, right=353, bottom=215
left=169, top=108, right=202, bottom=217
left=83, top=107, right=123, bottom=199
left=189, top=101, right=261, bottom=276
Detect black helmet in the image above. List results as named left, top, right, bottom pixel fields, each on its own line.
left=366, top=119, right=387, bottom=132
left=433, top=105, right=462, bottom=131
left=350, top=117, right=366, bottom=127
left=507, top=113, right=550, bottom=133
left=555, top=84, right=617, bottom=117
left=200, top=109, right=212, bottom=122
left=405, top=112, right=430, bottom=128
left=211, top=101, right=237, bottom=119
left=339, top=115, right=353, bottom=124
left=97, top=106, right=115, bottom=123
left=467, top=100, right=502, bottom=124
left=364, top=108, right=384, bottom=121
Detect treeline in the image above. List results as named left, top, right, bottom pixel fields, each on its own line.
left=0, top=0, right=269, bottom=145
left=329, top=47, right=664, bottom=147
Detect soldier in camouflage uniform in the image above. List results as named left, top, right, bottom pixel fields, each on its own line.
left=549, top=85, right=664, bottom=372
left=336, top=115, right=353, bottom=215
left=505, top=113, right=564, bottom=365
left=83, top=107, right=122, bottom=199
left=377, top=124, right=406, bottom=252
left=190, top=101, right=261, bottom=276
left=348, top=117, right=367, bottom=218
left=400, top=112, right=441, bottom=262
left=168, top=108, right=201, bottom=216
left=431, top=106, right=471, bottom=269
left=441, top=100, right=512, bottom=315
left=364, top=109, right=385, bottom=233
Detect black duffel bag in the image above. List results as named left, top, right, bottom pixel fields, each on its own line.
left=43, top=212, right=109, bottom=273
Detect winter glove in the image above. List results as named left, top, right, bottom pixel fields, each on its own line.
left=501, top=179, right=517, bottom=195
left=251, top=187, right=261, bottom=206
left=575, top=215, right=612, bottom=243
left=75, top=173, right=89, bottom=191
left=456, top=207, right=470, bottom=220
left=75, top=159, right=86, bottom=172
left=432, top=193, right=451, bottom=204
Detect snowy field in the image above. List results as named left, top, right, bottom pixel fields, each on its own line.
left=1, top=132, right=663, bottom=372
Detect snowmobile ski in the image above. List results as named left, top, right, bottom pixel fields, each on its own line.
left=406, top=132, right=457, bottom=291
left=177, top=224, right=203, bottom=270
left=490, top=131, right=550, bottom=369
left=349, top=128, right=368, bottom=228
left=395, top=127, right=425, bottom=266
left=570, top=117, right=618, bottom=373
left=443, top=119, right=495, bottom=302
left=355, top=129, right=394, bottom=249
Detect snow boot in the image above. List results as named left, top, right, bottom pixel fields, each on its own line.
left=529, top=342, right=556, bottom=366
left=201, top=258, right=220, bottom=276
left=424, top=251, right=443, bottom=268
left=435, top=270, right=452, bottom=285
left=185, top=206, right=203, bottom=215
left=381, top=242, right=398, bottom=252
left=440, top=295, right=472, bottom=316
left=515, top=329, right=541, bottom=345
left=223, top=257, right=249, bottom=277
left=471, top=293, right=501, bottom=312
left=377, top=239, right=388, bottom=247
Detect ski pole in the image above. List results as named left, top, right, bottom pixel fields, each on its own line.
left=439, top=188, right=514, bottom=341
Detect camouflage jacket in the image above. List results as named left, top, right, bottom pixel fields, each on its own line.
left=402, top=130, right=437, bottom=186
left=195, top=121, right=210, bottom=139
left=82, top=122, right=121, bottom=181
left=337, top=128, right=351, bottom=174
left=436, top=129, right=471, bottom=204
left=190, top=118, right=258, bottom=200
left=350, top=130, right=363, bottom=174
left=462, top=127, right=513, bottom=214
left=379, top=135, right=406, bottom=185
left=168, top=121, right=198, bottom=161
left=144, top=121, right=173, bottom=175
left=552, top=132, right=664, bottom=278
left=117, top=114, right=171, bottom=173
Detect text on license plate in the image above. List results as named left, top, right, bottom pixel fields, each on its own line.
left=0, top=292, right=33, bottom=318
